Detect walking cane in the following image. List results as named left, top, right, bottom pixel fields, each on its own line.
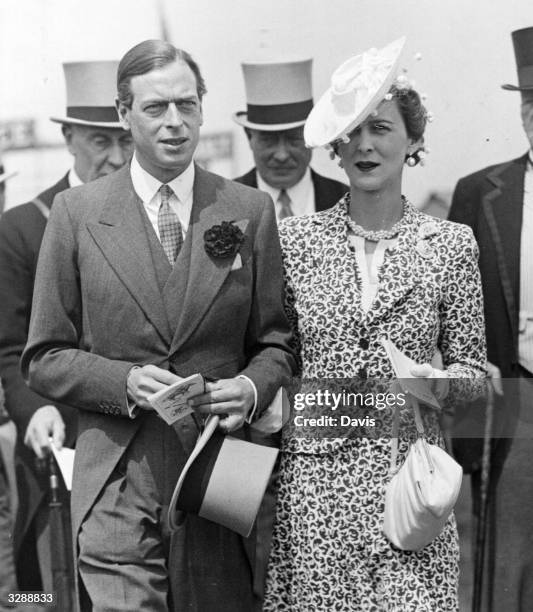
left=472, top=380, right=494, bottom=612
left=48, top=454, right=73, bottom=611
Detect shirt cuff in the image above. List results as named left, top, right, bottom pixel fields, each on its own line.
left=126, top=366, right=141, bottom=419
left=237, top=375, right=258, bottom=423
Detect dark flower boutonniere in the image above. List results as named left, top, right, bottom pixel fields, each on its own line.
left=204, top=220, right=245, bottom=258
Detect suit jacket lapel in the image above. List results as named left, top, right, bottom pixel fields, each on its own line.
left=168, top=166, right=249, bottom=357
left=482, top=155, right=526, bottom=341
left=311, top=169, right=347, bottom=213
left=86, top=167, right=172, bottom=344
left=32, top=173, right=70, bottom=213
left=364, top=224, right=418, bottom=326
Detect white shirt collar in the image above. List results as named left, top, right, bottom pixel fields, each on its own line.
left=130, top=153, right=195, bottom=204
left=256, top=167, right=312, bottom=203
left=68, top=167, right=83, bottom=187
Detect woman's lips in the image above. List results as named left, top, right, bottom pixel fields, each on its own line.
left=355, top=161, right=379, bottom=171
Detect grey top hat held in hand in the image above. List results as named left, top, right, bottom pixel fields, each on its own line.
left=168, top=415, right=279, bottom=537
left=50, top=60, right=123, bottom=128
left=233, top=58, right=314, bottom=131
left=502, top=27, right=533, bottom=91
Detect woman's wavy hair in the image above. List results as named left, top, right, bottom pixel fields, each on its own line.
left=389, top=84, right=427, bottom=142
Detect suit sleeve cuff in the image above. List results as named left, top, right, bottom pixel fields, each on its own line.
left=238, top=375, right=258, bottom=423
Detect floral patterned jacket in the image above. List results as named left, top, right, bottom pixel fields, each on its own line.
left=278, top=197, right=487, bottom=454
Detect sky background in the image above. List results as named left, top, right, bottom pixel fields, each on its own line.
left=1, top=0, right=532, bottom=208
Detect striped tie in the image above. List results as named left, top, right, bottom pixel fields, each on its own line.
left=158, top=184, right=183, bottom=263
left=277, top=189, right=294, bottom=220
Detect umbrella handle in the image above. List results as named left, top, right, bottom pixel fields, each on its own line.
left=472, top=380, right=495, bottom=612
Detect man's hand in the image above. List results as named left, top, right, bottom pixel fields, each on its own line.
left=410, top=363, right=449, bottom=401
left=188, top=378, right=255, bottom=433
left=487, top=361, right=503, bottom=395
left=24, top=405, right=65, bottom=459
left=126, top=365, right=183, bottom=410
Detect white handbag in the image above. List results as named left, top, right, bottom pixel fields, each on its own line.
left=383, top=397, right=463, bottom=551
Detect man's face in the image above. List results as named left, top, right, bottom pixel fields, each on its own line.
left=63, top=124, right=133, bottom=183
left=118, top=60, right=203, bottom=183
left=521, top=91, right=533, bottom=149
left=247, top=126, right=312, bottom=190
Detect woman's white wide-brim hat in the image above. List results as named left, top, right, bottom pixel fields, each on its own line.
left=304, top=37, right=406, bottom=148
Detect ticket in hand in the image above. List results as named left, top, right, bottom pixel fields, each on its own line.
left=381, top=338, right=440, bottom=410
left=148, top=373, right=205, bottom=425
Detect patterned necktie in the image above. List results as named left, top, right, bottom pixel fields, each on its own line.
left=158, top=184, right=183, bottom=264
left=277, top=189, right=294, bottom=220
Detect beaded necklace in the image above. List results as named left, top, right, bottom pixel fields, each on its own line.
left=345, top=194, right=408, bottom=242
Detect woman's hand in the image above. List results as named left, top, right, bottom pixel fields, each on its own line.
left=410, top=363, right=449, bottom=400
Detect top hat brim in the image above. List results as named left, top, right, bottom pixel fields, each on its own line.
left=168, top=414, right=278, bottom=537
left=501, top=83, right=533, bottom=91
left=50, top=116, right=124, bottom=129
left=232, top=111, right=306, bottom=132
left=0, top=170, right=18, bottom=185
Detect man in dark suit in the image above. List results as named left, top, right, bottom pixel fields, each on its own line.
left=233, top=59, right=346, bottom=219
left=448, top=26, right=533, bottom=611
left=0, top=162, right=19, bottom=609
left=22, top=40, right=294, bottom=612
left=0, top=160, right=17, bottom=215
left=0, top=60, right=133, bottom=593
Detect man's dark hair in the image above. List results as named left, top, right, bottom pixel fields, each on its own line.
left=117, top=39, right=207, bottom=108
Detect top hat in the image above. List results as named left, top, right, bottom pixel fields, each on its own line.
left=50, top=61, right=123, bottom=128
left=502, top=27, right=533, bottom=91
left=168, top=415, right=279, bottom=537
left=233, top=58, right=314, bottom=131
left=304, top=37, right=406, bottom=148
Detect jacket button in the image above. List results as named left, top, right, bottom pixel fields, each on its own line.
left=359, top=338, right=369, bottom=350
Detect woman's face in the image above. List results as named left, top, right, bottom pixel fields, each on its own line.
left=337, top=99, right=415, bottom=194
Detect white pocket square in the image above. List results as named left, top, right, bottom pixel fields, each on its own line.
left=231, top=253, right=243, bottom=271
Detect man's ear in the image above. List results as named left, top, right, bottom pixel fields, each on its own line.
left=61, top=124, right=75, bottom=155
left=116, top=98, right=131, bottom=131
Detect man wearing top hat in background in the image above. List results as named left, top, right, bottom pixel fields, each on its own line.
left=0, top=60, right=133, bottom=594
left=234, top=59, right=346, bottom=221
left=449, top=26, right=533, bottom=611
left=233, top=58, right=346, bottom=605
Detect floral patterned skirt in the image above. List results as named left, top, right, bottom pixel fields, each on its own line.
left=264, top=438, right=459, bottom=612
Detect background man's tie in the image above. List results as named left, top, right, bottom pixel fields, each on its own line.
left=158, top=184, right=183, bottom=263
left=277, top=189, right=294, bottom=220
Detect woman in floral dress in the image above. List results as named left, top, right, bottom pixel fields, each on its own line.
left=264, top=39, right=486, bottom=611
